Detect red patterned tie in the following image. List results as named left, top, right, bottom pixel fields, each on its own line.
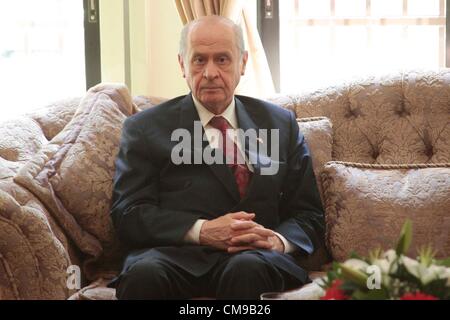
left=209, top=116, right=251, bottom=199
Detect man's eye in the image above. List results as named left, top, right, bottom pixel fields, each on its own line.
left=217, top=56, right=229, bottom=64
left=193, top=57, right=204, bottom=64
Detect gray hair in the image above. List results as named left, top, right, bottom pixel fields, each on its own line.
left=179, top=16, right=246, bottom=59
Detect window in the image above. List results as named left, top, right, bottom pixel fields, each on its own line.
left=261, top=0, right=448, bottom=93
left=0, top=0, right=100, bottom=120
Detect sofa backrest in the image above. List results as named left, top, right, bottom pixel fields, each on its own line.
left=268, top=70, right=450, bottom=165
left=0, top=96, right=166, bottom=178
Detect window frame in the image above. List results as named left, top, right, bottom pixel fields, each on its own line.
left=259, top=0, right=450, bottom=93
left=83, top=0, right=102, bottom=90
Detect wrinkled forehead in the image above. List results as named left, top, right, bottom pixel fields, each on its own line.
left=187, top=20, right=237, bottom=53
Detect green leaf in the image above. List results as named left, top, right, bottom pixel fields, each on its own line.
left=417, top=245, right=436, bottom=267
left=435, top=258, right=450, bottom=267
left=368, top=247, right=383, bottom=263
left=320, top=270, right=339, bottom=289
left=396, top=219, right=413, bottom=256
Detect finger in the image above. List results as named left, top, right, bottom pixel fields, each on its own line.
left=228, top=212, right=255, bottom=220
left=227, top=246, right=254, bottom=253
left=251, top=240, right=273, bottom=250
left=231, top=227, right=275, bottom=238
left=230, top=220, right=258, bottom=230
left=231, top=233, right=267, bottom=245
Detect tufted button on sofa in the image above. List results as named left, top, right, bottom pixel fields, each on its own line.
left=270, top=70, right=450, bottom=165
left=0, top=70, right=449, bottom=300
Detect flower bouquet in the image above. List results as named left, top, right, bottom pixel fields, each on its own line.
left=319, top=220, right=450, bottom=300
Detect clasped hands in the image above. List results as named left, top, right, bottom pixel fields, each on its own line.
left=199, top=212, right=284, bottom=253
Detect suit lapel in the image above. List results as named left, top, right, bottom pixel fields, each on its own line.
left=179, top=94, right=240, bottom=202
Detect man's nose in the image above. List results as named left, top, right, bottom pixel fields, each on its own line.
left=203, top=61, right=219, bottom=80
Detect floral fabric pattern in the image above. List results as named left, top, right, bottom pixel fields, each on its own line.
left=321, top=162, right=450, bottom=261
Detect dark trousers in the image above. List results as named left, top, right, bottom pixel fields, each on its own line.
left=115, top=250, right=303, bottom=300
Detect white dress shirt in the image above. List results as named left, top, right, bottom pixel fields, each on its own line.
left=183, top=96, right=295, bottom=254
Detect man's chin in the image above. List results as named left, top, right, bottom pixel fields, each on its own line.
left=198, top=96, right=229, bottom=113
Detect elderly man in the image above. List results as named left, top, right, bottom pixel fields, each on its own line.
left=109, top=15, right=324, bottom=300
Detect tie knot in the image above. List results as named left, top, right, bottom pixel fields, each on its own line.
left=209, top=116, right=230, bottom=133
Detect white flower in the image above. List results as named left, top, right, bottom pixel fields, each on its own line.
left=401, top=256, right=421, bottom=279
left=372, top=259, right=391, bottom=274
left=402, top=256, right=449, bottom=285
left=383, top=250, right=397, bottom=263
left=421, top=265, right=447, bottom=285
left=343, top=259, right=370, bottom=272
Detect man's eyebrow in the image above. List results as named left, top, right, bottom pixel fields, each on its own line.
left=192, top=50, right=232, bottom=56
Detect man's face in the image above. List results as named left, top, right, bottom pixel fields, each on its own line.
left=178, top=20, right=248, bottom=114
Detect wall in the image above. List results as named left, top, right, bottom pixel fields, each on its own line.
left=99, top=0, right=187, bottom=99
left=99, top=0, right=125, bottom=86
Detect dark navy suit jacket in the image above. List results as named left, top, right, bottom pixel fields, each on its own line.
left=110, top=94, right=325, bottom=285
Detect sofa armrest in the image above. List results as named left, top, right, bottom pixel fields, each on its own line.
left=0, top=189, right=72, bottom=299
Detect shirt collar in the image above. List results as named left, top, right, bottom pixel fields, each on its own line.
left=192, top=95, right=237, bottom=129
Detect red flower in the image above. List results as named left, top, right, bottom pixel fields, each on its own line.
left=321, top=279, right=350, bottom=300
left=400, top=292, right=439, bottom=300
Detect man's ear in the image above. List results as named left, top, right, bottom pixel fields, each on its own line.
left=178, top=54, right=186, bottom=78
left=240, top=51, right=249, bottom=76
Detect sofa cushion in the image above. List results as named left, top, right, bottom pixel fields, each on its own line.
left=0, top=160, right=16, bottom=180
left=14, top=83, right=136, bottom=280
left=295, top=117, right=333, bottom=271
left=321, top=162, right=450, bottom=261
left=28, top=97, right=82, bottom=141
left=0, top=118, right=48, bottom=164
left=297, top=117, right=333, bottom=204
left=133, top=95, right=168, bottom=111
left=0, top=178, right=81, bottom=271
left=0, top=189, right=71, bottom=299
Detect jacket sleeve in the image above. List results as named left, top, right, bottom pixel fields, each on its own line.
left=110, top=116, right=203, bottom=249
left=275, top=111, right=325, bottom=255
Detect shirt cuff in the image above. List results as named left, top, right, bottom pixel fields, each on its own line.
left=274, top=232, right=296, bottom=254
left=184, top=219, right=207, bottom=244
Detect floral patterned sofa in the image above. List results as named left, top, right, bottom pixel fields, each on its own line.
left=0, top=70, right=449, bottom=300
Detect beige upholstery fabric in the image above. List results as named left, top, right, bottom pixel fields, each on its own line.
left=133, top=95, right=168, bottom=111
left=0, top=118, right=48, bottom=175
left=294, top=117, right=333, bottom=271
left=0, top=189, right=71, bottom=299
left=28, top=97, right=82, bottom=141
left=14, top=83, right=136, bottom=280
left=297, top=117, right=333, bottom=204
left=0, top=161, right=15, bottom=180
left=0, top=179, right=81, bottom=269
left=269, top=70, right=450, bottom=165
left=321, top=162, right=450, bottom=261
